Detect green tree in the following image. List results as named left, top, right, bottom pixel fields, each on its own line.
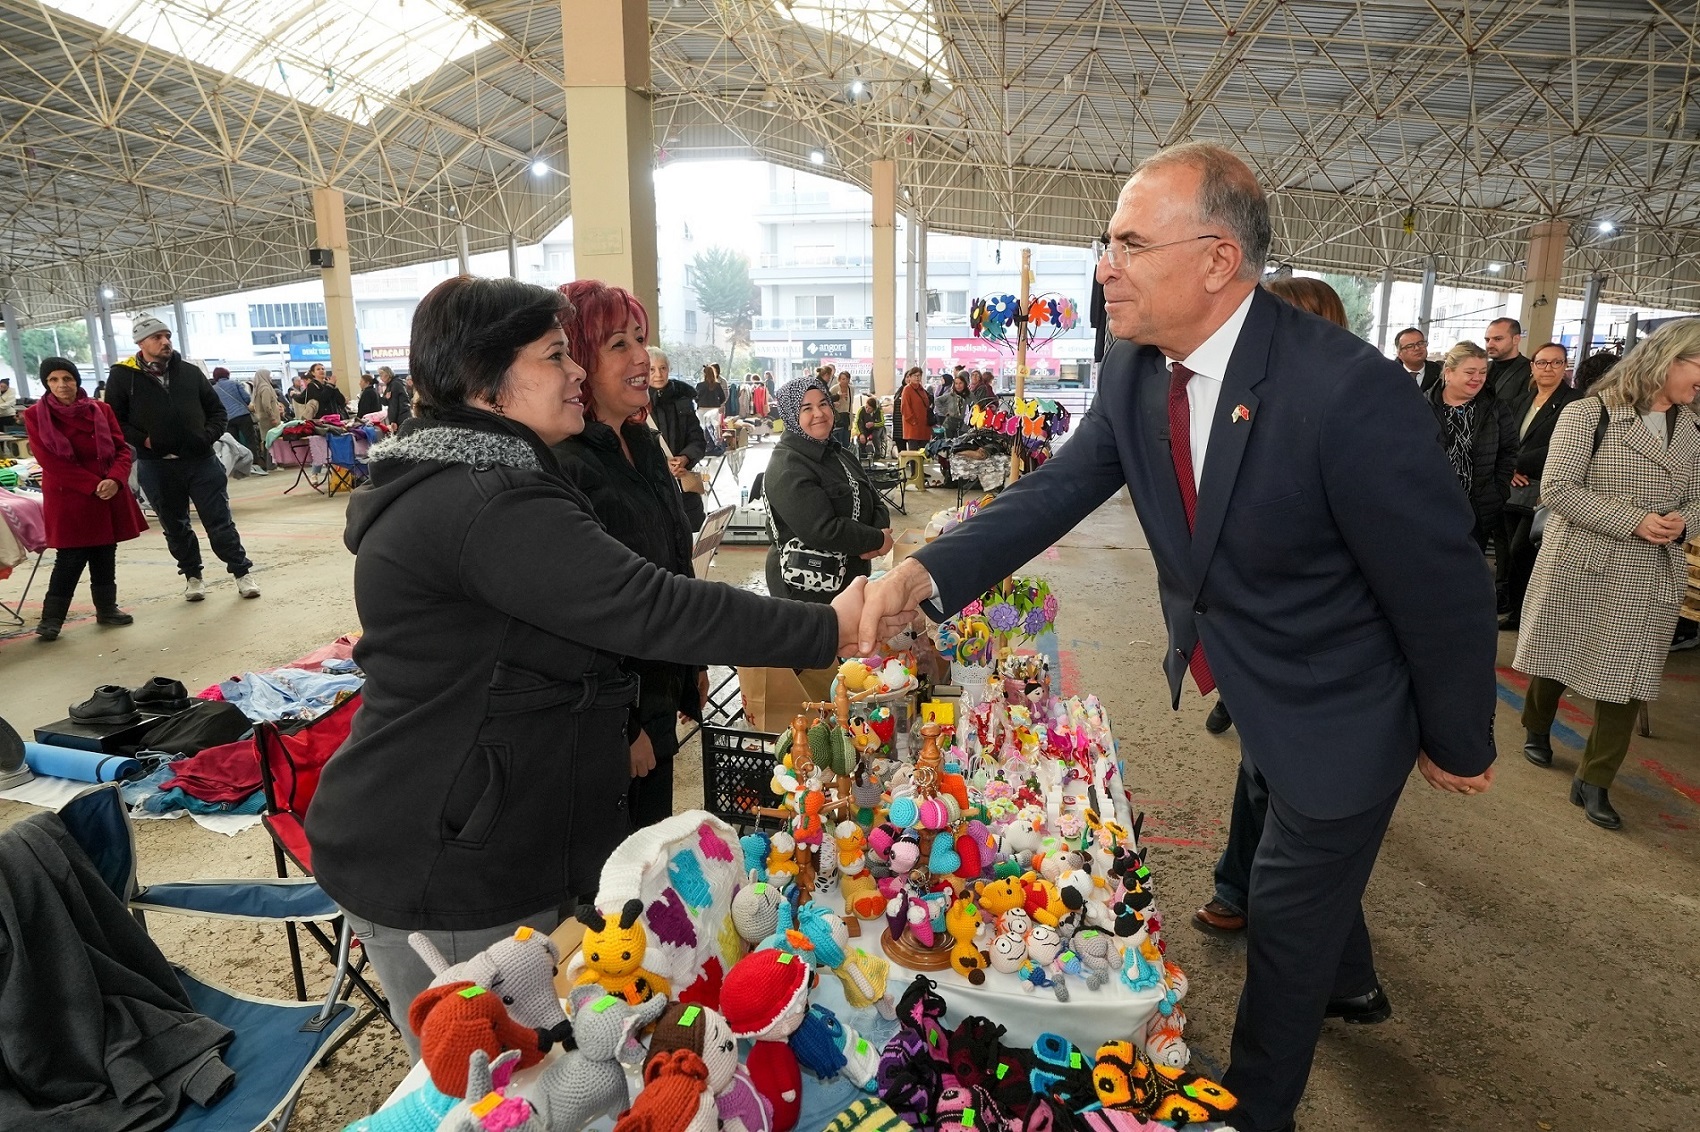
left=1, top=320, right=94, bottom=389
left=1320, top=273, right=1376, bottom=341
left=658, top=340, right=727, bottom=383
left=688, top=247, right=760, bottom=373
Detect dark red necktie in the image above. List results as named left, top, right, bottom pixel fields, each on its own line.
left=1168, top=363, right=1215, bottom=696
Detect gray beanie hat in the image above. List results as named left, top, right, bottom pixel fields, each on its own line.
left=131, top=315, right=171, bottom=343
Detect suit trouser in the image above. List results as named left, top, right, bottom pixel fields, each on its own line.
left=1521, top=675, right=1640, bottom=788
left=1211, top=758, right=1268, bottom=918
left=1224, top=777, right=1400, bottom=1131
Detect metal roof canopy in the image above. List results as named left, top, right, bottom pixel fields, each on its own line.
left=4, top=0, right=1699, bottom=324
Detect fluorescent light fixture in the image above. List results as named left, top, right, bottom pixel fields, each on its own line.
left=530, top=160, right=552, bottom=176
left=778, top=0, right=949, bottom=84
left=1487, top=263, right=1504, bottom=273
left=1597, top=220, right=1615, bottom=234
left=43, top=0, right=502, bottom=125
left=102, top=288, right=115, bottom=299
left=809, top=150, right=826, bottom=165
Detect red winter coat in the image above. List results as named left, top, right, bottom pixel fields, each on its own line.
left=22, top=398, right=148, bottom=549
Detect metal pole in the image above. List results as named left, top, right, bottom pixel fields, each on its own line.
left=1577, top=272, right=1605, bottom=358
left=1011, top=247, right=1032, bottom=484
left=1625, top=312, right=1639, bottom=349
left=85, top=309, right=104, bottom=374
left=903, top=212, right=917, bottom=368
left=172, top=298, right=191, bottom=360
left=508, top=234, right=520, bottom=280
left=1, top=298, right=29, bottom=398
left=456, top=224, right=472, bottom=275
left=1417, top=254, right=1438, bottom=338
left=916, top=219, right=929, bottom=372
left=1375, top=264, right=1394, bottom=352
left=96, top=290, right=119, bottom=371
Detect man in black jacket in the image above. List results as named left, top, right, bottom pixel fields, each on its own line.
left=1393, top=327, right=1442, bottom=393
left=107, top=317, right=258, bottom=601
left=1485, top=317, right=1532, bottom=404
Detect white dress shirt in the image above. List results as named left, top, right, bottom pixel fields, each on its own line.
left=1165, top=289, right=1256, bottom=490
left=1405, top=365, right=1426, bottom=386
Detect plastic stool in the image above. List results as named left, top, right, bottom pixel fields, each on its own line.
left=898, top=450, right=926, bottom=489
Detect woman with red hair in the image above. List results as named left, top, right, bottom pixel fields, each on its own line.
left=552, top=279, right=706, bottom=831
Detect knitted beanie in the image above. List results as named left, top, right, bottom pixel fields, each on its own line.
left=722, top=949, right=809, bottom=1039
left=613, top=1049, right=715, bottom=1132
left=409, top=982, right=546, bottom=1098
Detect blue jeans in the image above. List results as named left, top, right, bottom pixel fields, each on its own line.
left=134, top=453, right=252, bottom=579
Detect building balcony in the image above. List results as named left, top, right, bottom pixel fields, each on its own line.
left=753, top=316, right=874, bottom=332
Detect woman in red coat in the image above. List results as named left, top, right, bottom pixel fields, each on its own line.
left=22, top=357, right=149, bottom=639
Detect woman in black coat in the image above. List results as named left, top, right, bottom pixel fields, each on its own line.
left=646, top=357, right=708, bottom=531
left=764, top=376, right=892, bottom=603
left=555, top=284, right=706, bottom=834
left=1429, top=341, right=1517, bottom=551
left=1500, top=342, right=1581, bottom=630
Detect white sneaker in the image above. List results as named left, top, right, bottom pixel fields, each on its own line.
left=184, top=577, right=206, bottom=602
left=236, top=575, right=261, bottom=599
left=250, top=466, right=270, bottom=476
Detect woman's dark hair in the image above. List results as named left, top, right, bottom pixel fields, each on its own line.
left=410, top=275, right=570, bottom=415
left=1573, top=349, right=1622, bottom=395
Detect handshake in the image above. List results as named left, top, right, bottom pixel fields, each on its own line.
left=829, top=557, right=939, bottom=655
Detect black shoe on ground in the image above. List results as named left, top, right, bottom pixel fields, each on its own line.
left=68, top=686, right=141, bottom=726
left=1325, top=983, right=1393, bottom=1024
left=1523, top=730, right=1554, bottom=767
left=1205, top=700, right=1234, bottom=734
left=131, top=676, right=190, bottom=714
left=1570, top=778, right=1622, bottom=830
left=1498, top=615, right=1519, bottom=632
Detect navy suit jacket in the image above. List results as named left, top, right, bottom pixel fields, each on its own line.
left=914, top=287, right=1498, bottom=819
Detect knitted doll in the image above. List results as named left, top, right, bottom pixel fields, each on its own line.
left=722, top=948, right=811, bottom=1132
left=646, top=1002, right=772, bottom=1132
left=798, top=1003, right=880, bottom=1090
left=532, top=986, right=670, bottom=1131
left=732, top=879, right=787, bottom=946
left=830, top=947, right=896, bottom=1020
left=944, top=897, right=989, bottom=985
left=575, top=899, right=672, bottom=1006
left=410, top=926, right=569, bottom=1033
left=409, top=983, right=547, bottom=1099
left=612, top=1049, right=717, bottom=1132
left=439, top=1049, right=546, bottom=1132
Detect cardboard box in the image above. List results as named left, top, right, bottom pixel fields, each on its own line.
left=737, top=666, right=836, bottom=733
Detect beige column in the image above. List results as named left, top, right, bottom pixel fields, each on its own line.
left=871, top=159, right=897, bottom=396
left=312, top=187, right=362, bottom=401
left=1520, top=220, right=1569, bottom=354
left=561, top=0, right=657, bottom=319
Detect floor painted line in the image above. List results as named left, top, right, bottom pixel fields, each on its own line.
left=1639, top=757, right=1700, bottom=810
left=1496, top=666, right=1596, bottom=728
left=1494, top=682, right=1587, bottom=749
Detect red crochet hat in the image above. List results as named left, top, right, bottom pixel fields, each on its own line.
left=721, top=948, right=809, bottom=1039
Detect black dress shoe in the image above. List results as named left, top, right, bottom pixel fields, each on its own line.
left=1523, top=730, right=1554, bottom=767
left=1325, top=983, right=1393, bottom=1024
left=1570, top=778, right=1622, bottom=830
left=1498, top=615, right=1519, bottom=631
left=68, top=686, right=141, bottom=726
left=131, top=676, right=190, bottom=714
left=1205, top=700, right=1234, bottom=734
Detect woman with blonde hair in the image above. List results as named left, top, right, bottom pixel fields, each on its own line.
left=1515, top=318, right=1700, bottom=829
left=1428, top=340, right=1517, bottom=551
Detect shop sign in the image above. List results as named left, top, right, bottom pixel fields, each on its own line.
left=801, top=338, right=852, bottom=359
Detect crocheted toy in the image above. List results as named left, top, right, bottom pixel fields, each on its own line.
left=821, top=1098, right=915, bottom=1132
left=722, top=948, right=811, bottom=1132
left=1020, top=920, right=1070, bottom=1002
left=1028, top=1031, right=1097, bottom=1111
left=1091, top=1039, right=1239, bottom=1126
left=788, top=1005, right=848, bottom=1079
left=975, top=876, right=1026, bottom=925
left=340, top=1080, right=457, bottom=1132
left=830, top=946, right=896, bottom=1018
left=409, top=983, right=546, bottom=1099
left=612, top=1049, right=717, bottom=1132
left=1142, top=961, right=1190, bottom=1067
left=944, top=898, right=989, bottom=984
left=410, top=926, right=569, bottom=1033
left=741, top=832, right=771, bottom=882
left=439, top=1049, right=545, bottom=1132
left=646, top=1002, right=773, bottom=1132
left=575, top=899, right=672, bottom=1006
left=533, top=985, right=671, bottom=1131
left=732, top=879, right=787, bottom=945
left=816, top=1007, right=881, bottom=1089
left=766, top=832, right=800, bottom=885
left=1060, top=928, right=1117, bottom=991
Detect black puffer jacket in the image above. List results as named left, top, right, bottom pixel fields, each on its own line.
left=308, top=411, right=837, bottom=931
left=554, top=419, right=701, bottom=722
left=764, top=430, right=890, bottom=603
left=1428, top=385, right=1517, bottom=534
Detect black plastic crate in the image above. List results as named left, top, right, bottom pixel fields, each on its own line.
left=701, top=724, right=782, bottom=828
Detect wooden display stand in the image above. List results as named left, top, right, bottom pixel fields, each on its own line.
left=878, top=721, right=958, bottom=971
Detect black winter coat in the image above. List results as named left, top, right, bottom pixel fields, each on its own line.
left=307, top=413, right=837, bottom=931
left=554, top=420, right=701, bottom=722
left=694, top=380, right=727, bottom=410
left=357, top=386, right=381, bottom=416
left=1489, top=354, right=1533, bottom=406
left=648, top=380, right=706, bottom=466
left=105, top=352, right=225, bottom=460
left=1428, top=385, right=1517, bottom=534
left=1507, top=383, right=1581, bottom=480
left=764, top=431, right=891, bottom=603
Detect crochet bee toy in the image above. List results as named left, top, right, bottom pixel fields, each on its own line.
left=575, top=898, right=673, bottom=1006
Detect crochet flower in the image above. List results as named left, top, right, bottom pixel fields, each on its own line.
left=1022, top=608, right=1049, bottom=636
left=986, top=602, right=1019, bottom=632
left=1042, top=594, right=1059, bottom=620
left=963, top=599, right=983, bottom=617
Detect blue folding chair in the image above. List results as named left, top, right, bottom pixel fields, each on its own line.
left=55, top=782, right=357, bottom=1131
left=324, top=432, right=368, bottom=496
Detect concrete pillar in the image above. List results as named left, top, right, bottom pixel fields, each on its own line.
left=1417, top=254, right=1438, bottom=338
left=172, top=299, right=190, bottom=360
left=1625, top=313, right=1639, bottom=348
left=1, top=298, right=28, bottom=397
left=1521, top=220, right=1568, bottom=354
left=96, top=291, right=119, bottom=372
left=457, top=224, right=472, bottom=275
left=561, top=0, right=657, bottom=319
left=508, top=234, right=521, bottom=280
left=916, top=219, right=929, bottom=369
left=1578, top=272, right=1606, bottom=359
left=312, top=187, right=363, bottom=401
left=904, top=213, right=917, bottom=368
left=1374, top=264, right=1394, bottom=352
left=85, top=309, right=104, bottom=374
left=871, top=159, right=897, bottom=396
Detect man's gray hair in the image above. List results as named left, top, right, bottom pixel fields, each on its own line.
left=1134, top=142, right=1272, bottom=281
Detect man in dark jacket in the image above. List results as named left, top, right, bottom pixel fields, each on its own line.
left=646, top=364, right=708, bottom=531
left=1485, top=318, right=1532, bottom=404
left=107, top=317, right=258, bottom=600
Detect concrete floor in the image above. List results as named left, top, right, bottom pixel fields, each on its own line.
left=2, top=471, right=1697, bottom=1131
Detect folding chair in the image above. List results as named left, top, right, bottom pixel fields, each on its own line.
left=52, top=782, right=357, bottom=1131
left=0, top=548, right=43, bottom=627
left=255, top=694, right=395, bottom=1037
left=324, top=433, right=368, bottom=496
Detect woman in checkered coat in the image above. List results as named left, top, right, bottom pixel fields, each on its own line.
left=1515, top=319, right=1700, bottom=830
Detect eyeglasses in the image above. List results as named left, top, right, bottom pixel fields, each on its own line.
left=1532, top=359, right=1567, bottom=368
left=1397, top=340, right=1427, bottom=351
left=1099, top=234, right=1222, bottom=269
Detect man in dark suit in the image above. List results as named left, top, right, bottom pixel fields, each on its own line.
left=858, top=143, right=1498, bottom=1132
left=1394, top=326, right=1443, bottom=392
